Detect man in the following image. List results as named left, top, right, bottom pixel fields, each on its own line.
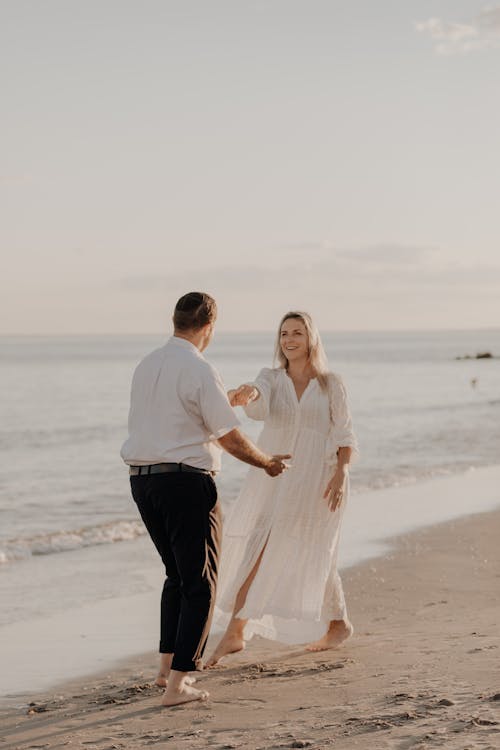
left=121, top=292, right=290, bottom=706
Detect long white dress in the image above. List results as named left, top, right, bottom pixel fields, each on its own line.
left=216, top=367, right=359, bottom=644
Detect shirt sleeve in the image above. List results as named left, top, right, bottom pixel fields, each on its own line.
left=198, top=362, right=241, bottom=440
left=242, top=367, right=274, bottom=421
left=326, top=373, right=359, bottom=465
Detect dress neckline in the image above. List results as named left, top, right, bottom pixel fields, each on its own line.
left=283, top=370, right=316, bottom=404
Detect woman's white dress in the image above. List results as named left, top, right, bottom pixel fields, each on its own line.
left=216, top=367, right=358, bottom=644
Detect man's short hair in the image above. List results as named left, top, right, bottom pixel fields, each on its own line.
left=173, top=292, right=217, bottom=332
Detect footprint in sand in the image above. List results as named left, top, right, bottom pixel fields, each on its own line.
left=82, top=738, right=123, bottom=747
left=468, top=645, right=498, bottom=653
left=469, top=716, right=499, bottom=726
left=231, top=697, right=267, bottom=705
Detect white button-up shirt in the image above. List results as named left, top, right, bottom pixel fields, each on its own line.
left=120, top=336, right=240, bottom=472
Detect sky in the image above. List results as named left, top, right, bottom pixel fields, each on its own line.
left=1, top=0, right=500, bottom=333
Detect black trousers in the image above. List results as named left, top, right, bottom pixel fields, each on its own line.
left=130, top=472, right=221, bottom=672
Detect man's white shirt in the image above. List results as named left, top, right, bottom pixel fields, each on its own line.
left=120, top=336, right=240, bottom=472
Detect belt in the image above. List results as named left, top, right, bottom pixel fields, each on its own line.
left=129, top=463, right=214, bottom=477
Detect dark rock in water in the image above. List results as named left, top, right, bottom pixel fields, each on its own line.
left=456, top=351, right=496, bottom=360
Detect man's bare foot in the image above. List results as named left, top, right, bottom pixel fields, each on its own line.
left=306, top=620, right=354, bottom=652
left=205, top=632, right=245, bottom=667
left=161, top=684, right=209, bottom=706
left=155, top=673, right=196, bottom=688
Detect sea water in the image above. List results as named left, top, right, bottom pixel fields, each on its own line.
left=1, top=330, right=499, bottom=695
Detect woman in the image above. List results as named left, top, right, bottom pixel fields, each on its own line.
left=207, top=311, right=358, bottom=666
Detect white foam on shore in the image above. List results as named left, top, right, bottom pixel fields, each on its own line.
left=1, top=465, right=499, bottom=702
left=0, top=520, right=146, bottom=564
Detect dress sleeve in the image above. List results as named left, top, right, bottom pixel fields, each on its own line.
left=242, top=367, right=274, bottom=421
left=326, top=373, right=359, bottom=465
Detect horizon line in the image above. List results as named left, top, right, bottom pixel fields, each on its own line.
left=1, top=326, right=500, bottom=337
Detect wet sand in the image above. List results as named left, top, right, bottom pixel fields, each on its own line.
left=2, top=507, right=499, bottom=750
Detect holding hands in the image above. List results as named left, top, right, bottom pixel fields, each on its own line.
left=226, top=383, right=292, bottom=477
left=228, top=384, right=259, bottom=407
left=265, top=454, right=292, bottom=477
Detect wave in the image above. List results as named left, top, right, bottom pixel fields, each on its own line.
left=0, top=519, right=146, bottom=565
left=427, top=397, right=500, bottom=413
left=2, top=458, right=498, bottom=566
left=353, top=464, right=458, bottom=493
left=0, top=424, right=123, bottom=451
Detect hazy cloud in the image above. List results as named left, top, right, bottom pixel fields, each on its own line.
left=277, top=241, right=332, bottom=253
left=415, top=6, right=500, bottom=55
left=119, top=250, right=500, bottom=296
left=0, top=173, right=36, bottom=186
left=119, top=244, right=437, bottom=293
left=334, top=244, right=434, bottom=265
left=119, top=265, right=280, bottom=293
left=276, top=242, right=434, bottom=265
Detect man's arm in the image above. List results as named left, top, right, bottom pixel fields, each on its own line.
left=218, top=428, right=290, bottom=477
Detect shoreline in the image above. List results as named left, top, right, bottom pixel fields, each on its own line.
left=2, top=503, right=500, bottom=749
left=2, top=465, right=500, bottom=703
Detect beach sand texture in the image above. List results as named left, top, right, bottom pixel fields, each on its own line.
left=2, top=505, right=499, bottom=750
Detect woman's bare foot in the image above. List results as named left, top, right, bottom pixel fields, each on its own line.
left=205, top=632, right=245, bottom=667
left=306, top=619, right=354, bottom=652
left=161, top=683, right=209, bottom=706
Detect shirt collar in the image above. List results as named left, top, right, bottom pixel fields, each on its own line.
left=168, top=335, right=202, bottom=356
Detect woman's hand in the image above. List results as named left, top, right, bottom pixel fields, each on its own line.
left=228, top=384, right=260, bottom=407
left=323, top=466, right=348, bottom=512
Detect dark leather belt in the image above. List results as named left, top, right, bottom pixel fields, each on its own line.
left=129, top=462, right=214, bottom=477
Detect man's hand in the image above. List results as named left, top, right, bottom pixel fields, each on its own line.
left=228, top=384, right=259, bottom=407
left=218, top=428, right=291, bottom=476
left=265, top=454, right=292, bottom=477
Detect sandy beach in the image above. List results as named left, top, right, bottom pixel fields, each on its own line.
left=2, top=500, right=499, bottom=750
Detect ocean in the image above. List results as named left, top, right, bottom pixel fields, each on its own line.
left=1, top=330, right=500, bottom=694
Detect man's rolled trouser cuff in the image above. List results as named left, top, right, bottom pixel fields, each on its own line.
left=160, top=640, right=175, bottom=654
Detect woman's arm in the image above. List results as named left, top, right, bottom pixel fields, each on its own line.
left=323, top=447, right=352, bottom=512
left=233, top=368, right=273, bottom=420
left=323, top=373, right=358, bottom=511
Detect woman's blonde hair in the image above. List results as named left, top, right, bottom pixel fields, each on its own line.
left=274, top=311, right=330, bottom=391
